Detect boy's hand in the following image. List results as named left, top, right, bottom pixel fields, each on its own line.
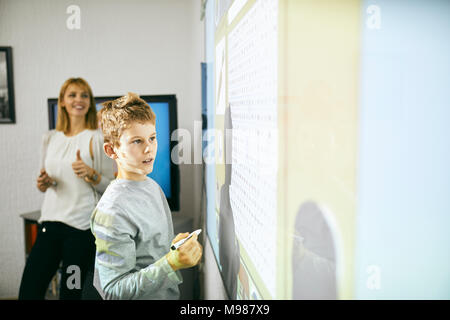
left=37, top=168, right=55, bottom=192
left=72, top=149, right=94, bottom=179
left=166, top=232, right=203, bottom=271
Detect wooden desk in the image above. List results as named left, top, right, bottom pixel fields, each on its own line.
left=19, top=210, right=41, bottom=257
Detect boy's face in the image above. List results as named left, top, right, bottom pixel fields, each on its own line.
left=114, top=121, right=158, bottom=177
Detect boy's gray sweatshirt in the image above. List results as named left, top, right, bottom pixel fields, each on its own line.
left=90, top=177, right=182, bottom=300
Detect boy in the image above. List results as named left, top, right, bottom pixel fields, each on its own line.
left=90, top=92, right=202, bottom=299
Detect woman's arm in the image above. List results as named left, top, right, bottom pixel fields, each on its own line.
left=88, top=130, right=115, bottom=193
left=37, top=130, right=56, bottom=192
left=36, top=168, right=56, bottom=192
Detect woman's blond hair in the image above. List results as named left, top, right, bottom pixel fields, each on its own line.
left=100, top=92, right=156, bottom=147
left=56, top=78, right=97, bottom=133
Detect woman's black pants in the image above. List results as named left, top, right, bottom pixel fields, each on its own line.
left=18, top=221, right=96, bottom=300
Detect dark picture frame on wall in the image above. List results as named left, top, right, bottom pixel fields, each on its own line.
left=0, top=47, right=15, bottom=124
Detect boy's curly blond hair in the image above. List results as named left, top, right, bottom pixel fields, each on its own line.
left=101, top=92, right=156, bottom=147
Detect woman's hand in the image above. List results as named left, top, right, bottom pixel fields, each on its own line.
left=36, top=168, right=55, bottom=192
left=72, top=149, right=94, bottom=179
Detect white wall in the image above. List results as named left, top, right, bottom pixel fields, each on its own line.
left=197, top=169, right=227, bottom=299
left=0, top=0, right=203, bottom=299
left=202, top=237, right=228, bottom=299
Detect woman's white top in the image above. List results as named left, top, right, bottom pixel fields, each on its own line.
left=39, top=129, right=115, bottom=230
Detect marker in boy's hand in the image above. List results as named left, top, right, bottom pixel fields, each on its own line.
left=166, top=232, right=203, bottom=272
left=171, top=229, right=202, bottom=250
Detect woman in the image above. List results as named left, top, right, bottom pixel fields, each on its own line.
left=18, top=78, right=115, bottom=300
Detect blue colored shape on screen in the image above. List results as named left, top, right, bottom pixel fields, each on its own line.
left=146, top=102, right=171, bottom=198
left=205, top=0, right=220, bottom=266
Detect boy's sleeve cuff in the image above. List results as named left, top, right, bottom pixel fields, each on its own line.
left=144, top=256, right=183, bottom=285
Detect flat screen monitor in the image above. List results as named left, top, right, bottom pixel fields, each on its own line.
left=47, top=95, right=180, bottom=212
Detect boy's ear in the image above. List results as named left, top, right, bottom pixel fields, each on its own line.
left=103, top=142, right=118, bottom=160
